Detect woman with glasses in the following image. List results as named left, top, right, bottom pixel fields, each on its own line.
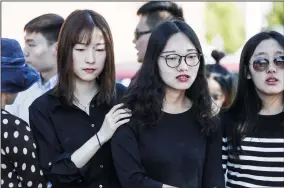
left=222, top=31, right=284, bottom=187
left=206, top=50, right=234, bottom=110
left=111, top=20, right=225, bottom=188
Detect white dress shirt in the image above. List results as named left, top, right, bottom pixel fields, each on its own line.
left=5, top=74, right=58, bottom=125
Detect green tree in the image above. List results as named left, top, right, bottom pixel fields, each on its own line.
left=205, top=3, right=245, bottom=54
left=267, top=2, right=284, bottom=27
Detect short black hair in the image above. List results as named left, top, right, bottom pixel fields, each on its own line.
left=137, top=1, right=184, bottom=30
left=24, top=13, right=64, bottom=45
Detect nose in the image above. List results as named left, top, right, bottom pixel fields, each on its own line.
left=23, top=46, right=29, bottom=57
left=177, top=57, right=188, bottom=72
left=133, top=37, right=137, bottom=44
left=266, top=61, right=277, bottom=74
left=85, top=49, right=95, bottom=64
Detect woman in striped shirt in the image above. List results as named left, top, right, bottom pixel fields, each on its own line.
left=222, top=31, right=284, bottom=188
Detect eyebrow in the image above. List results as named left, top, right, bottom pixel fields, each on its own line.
left=275, top=51, right=284, bottom=55
left=96, top=43, right=105, bottom=46
left=25, top=39, right=35, bottom=43
left=254, top=52, right=268, bottom=57
left=161, top=49, right=197, bottom=54
left=76, top=42, right=105, bottom=46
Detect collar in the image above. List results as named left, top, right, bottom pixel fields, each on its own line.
left=37, top=74, right=58, bottom=89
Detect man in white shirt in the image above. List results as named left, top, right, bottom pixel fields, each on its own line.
left=5, top=13, right=64, bottom=124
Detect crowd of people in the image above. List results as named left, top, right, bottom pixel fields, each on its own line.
left=1, top=1, right=284, bottom=188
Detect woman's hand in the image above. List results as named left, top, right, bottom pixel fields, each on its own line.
left=97, top=103, right=131, bottom=143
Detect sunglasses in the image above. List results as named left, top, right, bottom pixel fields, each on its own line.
left=252, top=55, right=284, bottom=72
left=134, top=30, right=152, bottom=40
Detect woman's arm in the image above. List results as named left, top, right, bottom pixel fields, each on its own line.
left=202, top=127, right=225, bottom=188
left=29, top=102, right=130, bottom=184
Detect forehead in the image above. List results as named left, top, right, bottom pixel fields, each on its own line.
left=163, top=32, right=196, bottom=52
left=207, top=77, right=222, bottom=92
left=253, top=39, right=284, bottom=56
left=79, top=27, right=105, bottom=44
left=136, top=15, right=151, bottom=31
left=24, top=32, right=47, bottom=43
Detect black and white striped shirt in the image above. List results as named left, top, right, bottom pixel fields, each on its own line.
left=222, top=112, right=284, bottom=188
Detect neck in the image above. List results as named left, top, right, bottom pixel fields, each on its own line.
left=162, top=87, right=191, bottom=114
left=74, top=79, right=99, bottom=104
left=258, top=92, right=283, bottom=115
left=1, top=93, right=7, bottom=109
left=41, top=68, right=57, bottom=85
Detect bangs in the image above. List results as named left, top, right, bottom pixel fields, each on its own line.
left=77, top=28, right=93, bottom=45
left=74, top=12, right=97, bottom=45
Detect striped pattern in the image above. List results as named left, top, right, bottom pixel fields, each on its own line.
left=222, top=137, right=284, bottom=188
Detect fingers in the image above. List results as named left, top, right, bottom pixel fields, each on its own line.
left=113, top=108, right=131, bottom=118
left=114, top=113, right=132, bottom=123
left=115, top=118, right=131, bottom=127
left=108, top=103, right=124, bottom=115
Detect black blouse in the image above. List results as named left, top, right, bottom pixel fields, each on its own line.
left=1, top=109, right=47, bottom=188
left=28, top=84, right=126, bottom=188
left=111, top=108, right=225, bottom=188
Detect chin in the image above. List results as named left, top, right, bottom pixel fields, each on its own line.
left=170, top=83, right=192, bottom=91
left=258, top=88, right=284, bottom=96
left=78, top=76, right=97, bottom=82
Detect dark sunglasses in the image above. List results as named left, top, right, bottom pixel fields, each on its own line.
left=252, top=55, right=284, bottom=72
left=134, top=30, right=152, bottom=40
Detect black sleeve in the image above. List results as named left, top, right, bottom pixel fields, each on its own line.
left=111, top=124, right=163, bottom=188
left=29, top=101, right=89, bottom=185
left=202, top=122, right=225, bottom=188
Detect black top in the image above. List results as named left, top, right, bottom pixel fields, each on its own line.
left=1, top=109, right=47, bottom=188
left=28, top=84, right=126, bottom=188
left=111, top=108, right=225, bottom=188
left=222, top=112, right=284, bottom=188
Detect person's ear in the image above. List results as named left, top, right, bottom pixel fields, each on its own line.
left=52, top=42, right=58, bottom=57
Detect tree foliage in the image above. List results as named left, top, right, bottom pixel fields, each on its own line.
left=267, top=2, right=284, bottom=27
left=205, top=3, right=245, bottom=53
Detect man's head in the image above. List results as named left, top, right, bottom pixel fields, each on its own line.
left=134, top=1, right=184, bottom=62
left=23, top=13, right=64, bottom=74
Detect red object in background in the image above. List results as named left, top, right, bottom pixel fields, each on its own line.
left=115, top=63, right=141, bottom=79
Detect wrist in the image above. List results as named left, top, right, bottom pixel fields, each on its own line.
left=96, top=131, right=108, bottom=145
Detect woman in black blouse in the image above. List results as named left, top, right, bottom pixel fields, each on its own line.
left=111, top=20, right=224, bottom=188
left=1, top=38, right=47, bottom=187
left=29, top=10, right=131, bottom=188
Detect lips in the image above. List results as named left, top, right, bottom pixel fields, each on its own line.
left=176, top=75, right=190, bottom=82
left=83, top=68, right=95, bottom=73
left=266, top=77, right=279, bottom=85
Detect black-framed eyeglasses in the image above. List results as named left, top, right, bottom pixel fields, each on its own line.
left=134, top=30, right=152, bottom=40
left=251, top=55, right=284, bottom=72
left=159, top=53, right=202, bottom=68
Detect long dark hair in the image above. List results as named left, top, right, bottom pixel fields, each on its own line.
left=225, top=31, right=284, bottom=157
left=55, top=9, right=115, bottom=105
left=123, top=20, right=216, bottom=135
left=206, top=50, right=233, bottom=108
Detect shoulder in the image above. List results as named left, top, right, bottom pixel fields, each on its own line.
left=29, top=89, right=59, bottom=112
left=113, top=121, right=139, bottom=140
left=1, top=110, right=30, bottom=133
